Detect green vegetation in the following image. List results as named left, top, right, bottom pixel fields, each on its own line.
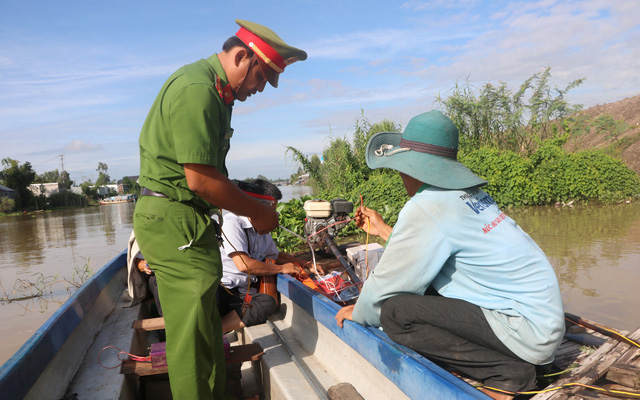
left=437, top=67, right=585, bottom=154
left=272, top=196, right=311, bottom=252
left=461, top=137, right=640, bottom=207
left=0, top=262, right=95, bottom=303
left=0, top=158, right=37, bottom=211
left=277, top=68, right=640, bottom=250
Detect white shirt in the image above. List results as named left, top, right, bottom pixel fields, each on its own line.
left=220, top=213, right=279, bottom=289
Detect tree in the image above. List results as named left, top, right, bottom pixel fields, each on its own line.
left=121, top=176, right=141, bottom=196
left=436, top=67, right=584, bottom=154
left=61, top=170, right=73, bottom=189
left=34, top=169, right=73, bottom=189
left=95, top=162, right=110, bottom=187
left=0, top=158, right=36, bottom=210
left=80, top=180, right=98, bottom=202
left=34, top=169, right=61, bottom=183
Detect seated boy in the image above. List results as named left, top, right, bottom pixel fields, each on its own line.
left=218, top=179, right=310, bottom=332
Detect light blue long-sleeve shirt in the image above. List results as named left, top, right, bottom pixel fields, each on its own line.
left=352, top=185, right=565, bottom=364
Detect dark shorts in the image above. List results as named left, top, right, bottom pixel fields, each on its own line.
left=217, top=285, right=277, bottom=327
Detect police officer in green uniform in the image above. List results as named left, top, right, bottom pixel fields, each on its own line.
left=133, top=20, right=306, bottom=399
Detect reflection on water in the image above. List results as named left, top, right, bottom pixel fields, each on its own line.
left=508, top=202, right=640, bottom=332
left=279, top=184, right=313, bottom=202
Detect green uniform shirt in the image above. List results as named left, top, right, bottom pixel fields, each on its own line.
left=138, top=54, right=233, bottom=211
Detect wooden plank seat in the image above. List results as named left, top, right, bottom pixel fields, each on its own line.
left=132, top=316, right=165, bottom=332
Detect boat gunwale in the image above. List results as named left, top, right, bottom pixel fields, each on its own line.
left=0, top=250, right=127, bottom=399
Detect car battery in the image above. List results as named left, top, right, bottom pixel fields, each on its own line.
left=346, top=243, right=384, bottom=282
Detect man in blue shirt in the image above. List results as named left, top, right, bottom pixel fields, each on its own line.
left=335, top=111, right=565, bottom=400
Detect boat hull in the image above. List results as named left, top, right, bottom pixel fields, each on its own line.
left=240, top=273, right=489, bottom=399
left=0, top=251, right=141, bottom=400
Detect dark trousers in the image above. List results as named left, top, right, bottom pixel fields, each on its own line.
left=217, top=285, right=277, bottom=328
left=380, top=293, right=537, bottom=392
left=147, top=275, right=163, bottom=317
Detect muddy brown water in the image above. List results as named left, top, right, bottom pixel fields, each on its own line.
left=1, top=196, right=638, bottom=366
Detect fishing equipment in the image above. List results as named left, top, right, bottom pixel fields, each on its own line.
left=302, top=199, right=361, bottom=302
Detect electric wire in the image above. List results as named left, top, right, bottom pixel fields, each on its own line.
left=98, top=345, right=150, bottom=369
left=478, top=381, right=640, bottom=398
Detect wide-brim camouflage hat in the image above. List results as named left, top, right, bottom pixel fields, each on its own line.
left=365, top=111, right=487, bottom=190
left=236, top=19, right=307, bottom=88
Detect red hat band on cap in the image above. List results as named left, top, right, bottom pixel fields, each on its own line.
left=236, top=27, right=286, bottom=74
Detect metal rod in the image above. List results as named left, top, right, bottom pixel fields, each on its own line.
left=565, top=312, right=640, bottom=348
left=266, top=320, right=330, bottom=400
left=321, top=231, right=362, bottom=288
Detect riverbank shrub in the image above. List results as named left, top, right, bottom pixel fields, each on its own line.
left=48, top=191, right=88, bottom=208
left=273, top=196, right=312, bottom=253
left=0, top=197, right=15, bottom=213
left=462, top=137, right=640, bottom=207
left=436, top=66, right=584, bottom=155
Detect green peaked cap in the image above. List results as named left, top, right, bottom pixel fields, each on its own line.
left=235, top=19, right=307, bottom=87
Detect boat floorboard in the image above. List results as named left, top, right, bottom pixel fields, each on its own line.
left=533, top=326, right=640, bottom=400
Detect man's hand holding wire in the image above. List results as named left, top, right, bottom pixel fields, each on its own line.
left=354, top=206, right=393, bottom=241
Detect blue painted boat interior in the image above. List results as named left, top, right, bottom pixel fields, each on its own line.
left=0, top=250, right=127, bottom=400
left=277, top=274, right=489, bottom=399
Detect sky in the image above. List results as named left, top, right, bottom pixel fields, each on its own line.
left=1, top=0, right=639, bottom=183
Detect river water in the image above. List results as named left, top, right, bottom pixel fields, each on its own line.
left=0, top=189, right=638, bottom=366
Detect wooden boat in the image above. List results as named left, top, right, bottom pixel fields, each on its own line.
left=1, top=245, right=639, bottom=400
left=99, top=194, right=136, bottom=205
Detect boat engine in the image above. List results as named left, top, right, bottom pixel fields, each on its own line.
left=303, top=199, right=353, bottom=245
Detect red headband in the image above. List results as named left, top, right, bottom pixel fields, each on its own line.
left=244, top=190, right=276, bottom=204
left=236, top=27, right=286, bottom=73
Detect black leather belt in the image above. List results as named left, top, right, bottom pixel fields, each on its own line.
left=141, top=188, right=168, bottom=198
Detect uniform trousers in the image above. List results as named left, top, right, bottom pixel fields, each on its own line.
left=380, top=293, right=537, bottom=392
left=133, top=195, right=230, bottom=400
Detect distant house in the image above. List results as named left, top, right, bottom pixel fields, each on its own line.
left=295, top=173, right=310, bottom=185
left=117, top=176, right=139, bottom=193
left=0, top=184, right=17, bottom=200
left=97, top=185, right=118, bottom=196
left=28, top=182, right=66, bottom=197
